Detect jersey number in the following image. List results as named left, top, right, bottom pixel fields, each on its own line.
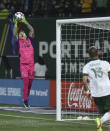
left=91, top=67, right=103, bottom=78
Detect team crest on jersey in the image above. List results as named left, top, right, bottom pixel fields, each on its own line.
left=22, top=72, right=24, bottom=76
left=26, top=41, right=29, bottom=44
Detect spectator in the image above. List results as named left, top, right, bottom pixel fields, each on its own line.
left=80, top=0, right=93, bottom=14
left=55, top=1, right=65, bottom=17
left=46, top=0, right=58, bottom=17
left=26, top=0, right=34, bottom=17
left=5, top=0, right=15, bottom=13
left=5, top=0, right=24, bottom=16
left=94, top=0, right=108, bottom=16
left=34, top=56, right=48, bottom=79
left=2, top=56, right=13, bottom=78
left=64, top=0, right=71, bottom=17
left=32, top=0, right=46, bottom=17
left=70, top=0, right=81, bottom=17
left=0, top=2, right=9, bottom=19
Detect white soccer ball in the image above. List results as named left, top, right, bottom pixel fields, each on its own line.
left=14, top=12, right=24, bottom=21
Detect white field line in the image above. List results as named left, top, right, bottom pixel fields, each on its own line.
left=0, top=113, right=98, bottom=127
left=0, top=107, right=101, bottom=127
left=0, top=113, right=53, bottom=121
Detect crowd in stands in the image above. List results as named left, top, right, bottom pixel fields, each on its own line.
left=0, top=0, right=110, bottom=19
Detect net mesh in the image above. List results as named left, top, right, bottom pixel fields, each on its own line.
left=60, top=22, right=110, bottom=120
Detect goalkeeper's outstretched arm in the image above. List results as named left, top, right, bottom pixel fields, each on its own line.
left=83, top=75, right=91, bottom=97
left=26, top=21, right=34, bottom=37
left=83, top=75, right=88, bottom=91
left=21, top=16, right=34, bottom=37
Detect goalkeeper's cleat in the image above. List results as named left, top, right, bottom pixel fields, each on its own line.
left=24, top=100, right=30, bottom=110
left=96, top=118, right=103, bottom=131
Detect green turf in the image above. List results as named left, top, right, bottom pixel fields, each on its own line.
left=0, top=110, right=109, bottom=131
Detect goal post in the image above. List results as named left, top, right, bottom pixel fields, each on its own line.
left=56, top=17, right=110, bottom=121
left=56, top=22, right=61, bottom=121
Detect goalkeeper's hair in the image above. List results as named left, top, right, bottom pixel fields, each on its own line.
left=88, top=46, right=98, bottom=58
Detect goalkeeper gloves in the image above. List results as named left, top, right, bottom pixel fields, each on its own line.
left=21, top=15, right=28, bottom=24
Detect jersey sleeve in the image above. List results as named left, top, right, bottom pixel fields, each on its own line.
left=105, top=61, right=110, bottom=72
left=83, top=65, right=89, bottom=76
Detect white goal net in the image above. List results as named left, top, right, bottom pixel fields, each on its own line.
left=56, top=17, right=110, bottom=121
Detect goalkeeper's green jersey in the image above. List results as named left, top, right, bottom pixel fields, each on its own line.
left=83, top=59, right=110, bottom=97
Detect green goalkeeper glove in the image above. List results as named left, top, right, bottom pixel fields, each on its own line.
left=21, top=15, right=28, bottom=24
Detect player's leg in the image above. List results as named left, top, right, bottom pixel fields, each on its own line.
left=28, top=63, right=34, bottom=97
left=23, top=78, right=29, bottom=102
left=28, top=79, right=33, bottom=96
left=100, top=95, right=110, bottom=125
left=20, top=64, right=30, bottom=109
left=94, top=95, right=110, bottom=130
left=94, top=97, right=104, bottom=131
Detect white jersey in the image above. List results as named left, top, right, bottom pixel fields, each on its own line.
left=34, top=63, right=47, bottom=78
left=83, top=59, right=110, bottom=97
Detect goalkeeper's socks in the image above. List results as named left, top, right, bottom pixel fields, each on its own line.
left=24, top=100, right=30, bottom=110
left=101, top=112, right=110, bottom=124
left=96, top=118, right=103, bottom=131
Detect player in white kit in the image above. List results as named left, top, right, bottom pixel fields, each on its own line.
left=83, top=46, right=110, bottom=131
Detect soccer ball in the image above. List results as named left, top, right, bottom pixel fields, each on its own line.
left=14, top=12, right=24, bottom=21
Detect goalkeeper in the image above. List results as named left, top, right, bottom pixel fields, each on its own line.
left=13, top=15, right=34, bottom=110
left=82, top=46, right=110, bottom=131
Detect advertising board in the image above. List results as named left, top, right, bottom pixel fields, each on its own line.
left=50, top=80, right=97, bottom=111
left=0, top=79, right=50, bottom=107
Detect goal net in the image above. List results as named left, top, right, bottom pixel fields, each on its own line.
left=56, top=17, right=110, bottom=121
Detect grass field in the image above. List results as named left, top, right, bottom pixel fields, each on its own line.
left=0, top=110, right=109, bottom=131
